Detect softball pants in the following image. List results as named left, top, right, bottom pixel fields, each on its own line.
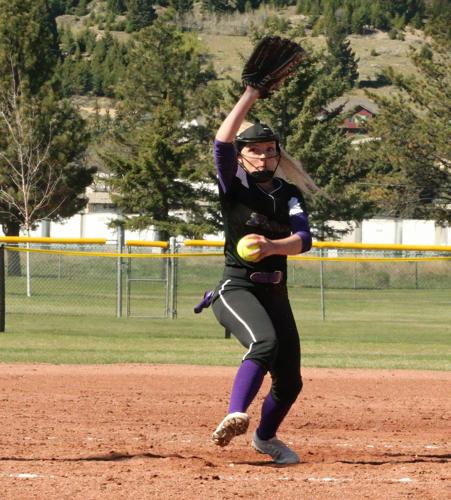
left=212, top=277, right=303, bottom=405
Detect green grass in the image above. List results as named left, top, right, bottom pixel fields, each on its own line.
left=2, top=253, right=450, bottom=369
left=1, top=285, right=450, bottom=370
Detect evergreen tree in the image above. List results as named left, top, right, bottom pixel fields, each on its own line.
left=120, top=15, right=216, bottom=117
left=0, top=0, right=59, bottom=94
left=169, top=0, right=194, bottom=14
left=355, top=42, right=450, bottom=223
left=0, top=71, right=95, bottom=277
left=104, top=102, right=213, bottom=238
left=286, top=70, right=374, bottom=238
left=126, top=0, right=157, bottom=31
left=107, top=0, right=127, bottom=14
left=425, top=0, right=451, bottom=44
left=103, top=14, right=221, bottom=237
left=240, top=39, right=373, bottom=239
left=201, top=0, right=236, bottom=14
left=369, top=3, right=389, bottom=30
left=350, top=5, right=368, bottom=34
left=75, top=0, right=89, bottom=15
left=326, top=25, right=359, bottom=89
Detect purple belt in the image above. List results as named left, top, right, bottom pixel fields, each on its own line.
left=249, top=271, right=283, bottom=284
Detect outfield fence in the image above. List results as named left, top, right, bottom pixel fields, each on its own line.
left=1, top=237, right=450, bottom=330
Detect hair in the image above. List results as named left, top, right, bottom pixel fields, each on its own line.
left=236, top=122, right=324, bottom=198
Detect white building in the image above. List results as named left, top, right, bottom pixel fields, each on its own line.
left=3, top=174, right=449, bottom=245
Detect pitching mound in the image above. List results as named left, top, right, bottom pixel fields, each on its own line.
left=0, top=364, right=449, bottom=499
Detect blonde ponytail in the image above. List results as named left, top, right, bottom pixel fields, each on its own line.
left=277, top=148, right=324, bottom=197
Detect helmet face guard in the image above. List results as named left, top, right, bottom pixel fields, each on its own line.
left=235, top=122, right=280, bottom=152
left=235, top=123, right=281, bottom=183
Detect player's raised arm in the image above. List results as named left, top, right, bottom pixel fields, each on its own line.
left=215, top=86, right=260, bottom=143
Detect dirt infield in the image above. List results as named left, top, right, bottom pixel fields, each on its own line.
left=0, top=365, right=449, bottom=499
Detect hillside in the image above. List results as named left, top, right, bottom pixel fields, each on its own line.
left=56, top=2, right=431, bottom=110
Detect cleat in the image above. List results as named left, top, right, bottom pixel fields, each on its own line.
left=252, top=432, right=300, bottom=464
left=212, top=412, right=250, bottom=447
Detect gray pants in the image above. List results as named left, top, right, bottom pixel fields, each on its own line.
left=212, top=277, right=302, bottom=405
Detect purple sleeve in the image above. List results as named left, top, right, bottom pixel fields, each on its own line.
left=214, top=139, right=238, bottom=194
left=292, top=213, right=312, bottom=253
left=288, top=195, right=312, bottom=253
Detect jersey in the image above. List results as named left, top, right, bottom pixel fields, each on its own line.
left=214, top=139, right=312, bottom=276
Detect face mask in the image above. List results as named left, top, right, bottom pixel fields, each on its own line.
left=249, top=170, right=275, bottom=183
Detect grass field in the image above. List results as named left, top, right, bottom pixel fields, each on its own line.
left=2, top=270, right=450, bottom=370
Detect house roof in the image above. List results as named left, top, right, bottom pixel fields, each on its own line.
left=325, top=96, right=379, bottom=115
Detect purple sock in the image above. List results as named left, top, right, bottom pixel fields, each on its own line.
left=228, top=359, right=266, bottom=413
left=256, top=392, right=292, bottom=440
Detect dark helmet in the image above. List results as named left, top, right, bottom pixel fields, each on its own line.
left=235, top=122, right=280, bottom=152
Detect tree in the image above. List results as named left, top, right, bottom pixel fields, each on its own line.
left=286, top=71, right=374, bottom=239
left=200, top=0, right=236, bottom=14
left=107, top=0, right=127, bottom=14
left=120, top=15, right=216, bottom=116
left=425, top=0, right=451, bottom=44
left=169, top=0, right=194, bottom=14
left=104, top=102, right=215, bottom=238
left=0, top=0, right=59, bottom=95
left=0, top=0, right=95, bottom=275
left=350, top=5, right=368, bottom=34
left=240, top=39, right=373, bottom=239
left=126, top=0, right=157, bottom=31
left=0, top=72, right=94, bottom=281
left=325, top=25, right=359, bottom=89
left=355, top=42, right=450, bottom=224
left=104, top=14, right=222, bottom=238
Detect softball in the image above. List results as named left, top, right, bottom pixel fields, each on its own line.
left=237, top=236, right=260, bottom=262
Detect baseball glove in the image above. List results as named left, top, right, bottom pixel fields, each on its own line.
left=241, top=36, right=305, bottom=98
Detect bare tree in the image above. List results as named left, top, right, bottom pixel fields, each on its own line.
left=0, top=68, right=94, bottom=292
left=0, top=76, right=67, bottom=235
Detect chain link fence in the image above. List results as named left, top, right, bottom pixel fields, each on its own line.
left=2, top=240, right=450, bottom=326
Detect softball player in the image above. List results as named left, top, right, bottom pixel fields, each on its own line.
left=209, top=86, right=313, bottom=464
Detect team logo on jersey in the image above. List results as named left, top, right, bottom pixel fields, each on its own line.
left=246, top=212, right=290, bottom=234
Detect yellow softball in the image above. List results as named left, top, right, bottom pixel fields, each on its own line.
left=237, top=236, right=260, bottom=262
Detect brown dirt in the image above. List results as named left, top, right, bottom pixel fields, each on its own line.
left=0, top=364, right=449, bottom=499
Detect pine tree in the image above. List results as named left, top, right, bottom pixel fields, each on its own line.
left=425, top=0, right=451, bottom=44
left=169, top=0, right=194, bottom=14
left=0, top=0, right=59, bottom=94
left=326, top=25, right=359, bottom=89
left=286, top=70, right=374, bottom=239
left=242, top=39, right=373, bottom=239
left=350, top=5, right=368, bottom=34
left=355, top=42, right=450, bottom=223
left=126, top=0, right=157, bottom=31
left=104, top=102, right=214, bottom=238
left=120, top=16, right=216, bottom=117
left=107, top=0, right=127, bottom=14
left=103, top=14, right=221, bottom=237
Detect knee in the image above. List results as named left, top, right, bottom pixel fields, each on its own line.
left=246, top=337, right=278, bottom=371
left=272, top=373, right=303, bottom=405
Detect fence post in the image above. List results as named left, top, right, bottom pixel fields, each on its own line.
left=319, top=248, right=326, bottom=321
left=0, top=245, right=4, bottom=332
left=116, top=225, right=125, bottom=318
left=169, top=237, right=178, bottom=319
